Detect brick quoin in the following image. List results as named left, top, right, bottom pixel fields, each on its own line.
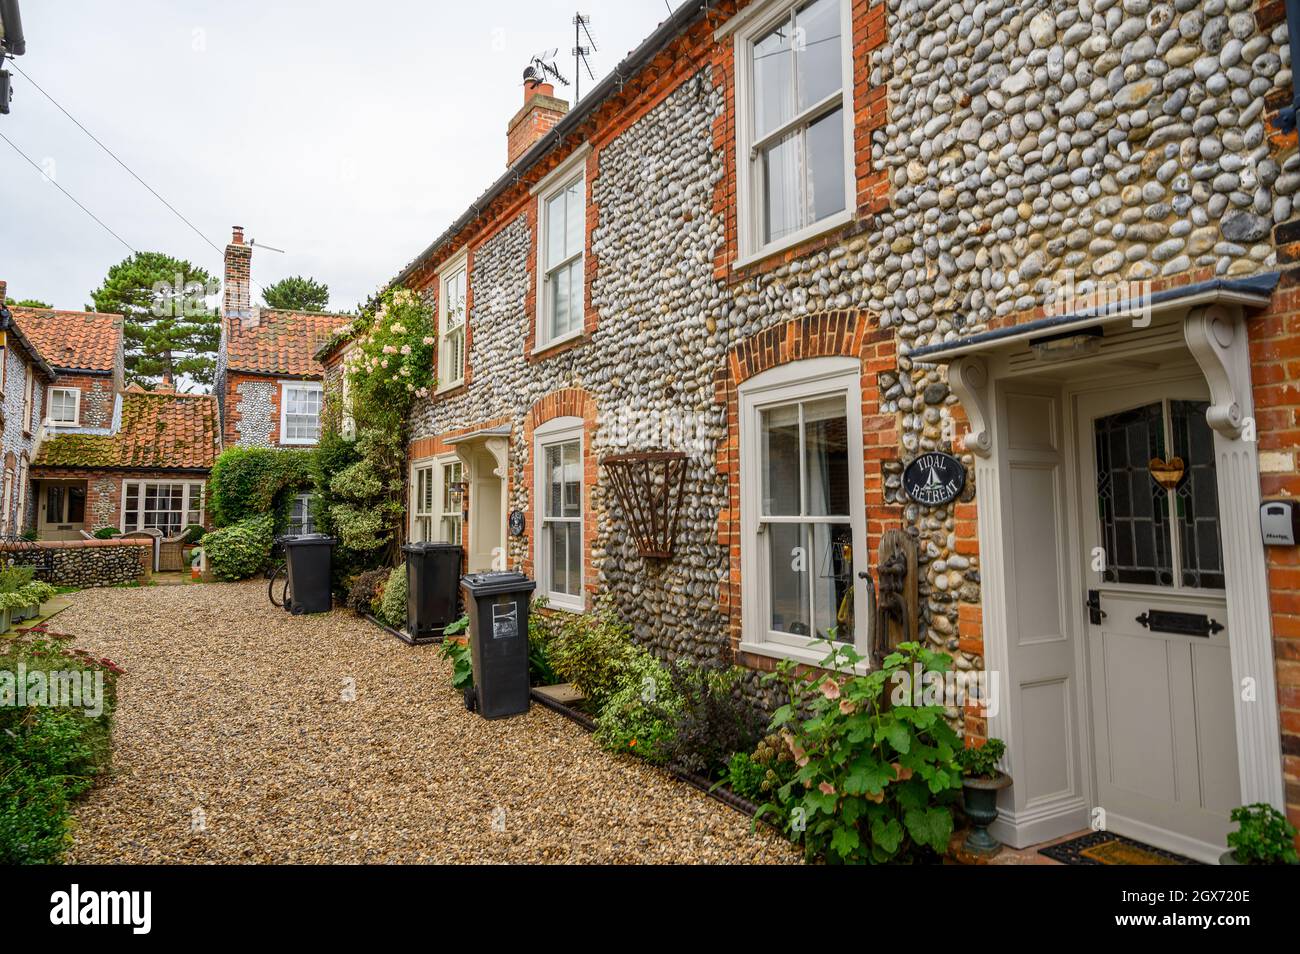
left=713, top=309, right=901, bottom=670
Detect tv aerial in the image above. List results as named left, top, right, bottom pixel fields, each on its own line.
left=523, top=49, right=569, bottom=91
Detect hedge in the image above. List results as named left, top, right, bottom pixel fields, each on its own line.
left=208, top=447, right=314, bottom=527
left=201, top=514, right=275, bottom=581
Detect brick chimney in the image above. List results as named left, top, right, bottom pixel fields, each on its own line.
left=0, top=280, right=7, bottom=305
left=223, top=226, right=258, bottom=328
left=507, top=82, right=568, bottom=167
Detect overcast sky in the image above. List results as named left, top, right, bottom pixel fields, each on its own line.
left=1, top=0, right=678, bottom=312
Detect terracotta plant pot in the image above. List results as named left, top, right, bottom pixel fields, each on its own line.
left=962, top=771, right=1012, bottom=857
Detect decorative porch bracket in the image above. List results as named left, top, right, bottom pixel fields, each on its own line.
left=947, top=356, right=992, bottom=457
left=1184, top=303, right=1286, bottom=811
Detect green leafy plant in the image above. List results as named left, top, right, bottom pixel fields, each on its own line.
left=438, top=626, right=473, bottom=692
left=593, top=656, right=683, bottom=765
left=374, top=563, right=407, bottom=629
left=18, top=581, right=57, bottom=608
left=1226, top=803, right=1298, bottom=865
left=0, top=629, right=120, bottom=863
left=0, top=565, right=35, bottom=594
left=955, top=738, right=1005, bottom=780
left=546, top=601, right=644, bottom=707
left=526, top=599, right=560, bottom=686
left=726, top=751, right=768, bottom=803
left=91, top=527, right=121, bottom=540
left=208, top=446, right=314, bottom=528
left=180, top=524, right=207, bottom=545
left=199, top=514, right=274, bottom=581
left=761, top=641, right=963, bottom=864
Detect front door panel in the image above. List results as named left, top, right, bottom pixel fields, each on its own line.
left=1078, top=380, right=1239, bottom=861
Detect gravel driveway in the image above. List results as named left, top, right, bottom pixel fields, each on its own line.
left=60, top=581, right=799, bottom=864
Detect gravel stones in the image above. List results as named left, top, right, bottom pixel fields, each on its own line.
left=63, top=582, right=798, bottom=865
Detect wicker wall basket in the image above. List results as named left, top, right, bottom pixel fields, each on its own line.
left=601, top=451, right=687, bottom=559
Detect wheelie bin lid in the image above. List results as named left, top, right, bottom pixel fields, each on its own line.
left=402, top=542, right=463, bottom=553
left=282, top=533, right=337, bottom=546
left=459, top=571, right=537, bottom=597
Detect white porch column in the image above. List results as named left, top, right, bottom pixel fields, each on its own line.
left=1185, top=304, right=1285, bottom=810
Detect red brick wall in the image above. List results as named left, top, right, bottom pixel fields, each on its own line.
left=713, top=310, right=901, bottom=670
left=28, top=469, right=212, bottom=536
left=521, top=388, right=600, bottom=609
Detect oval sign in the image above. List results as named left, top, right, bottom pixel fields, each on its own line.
left=903, top=452, right=967, bottom=507
left=508, top=510, right=525, bottom=537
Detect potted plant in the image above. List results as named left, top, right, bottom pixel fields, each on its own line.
left=1222, top=803, right=1298, bottom=865
left=957, top=737, right=1012, bottom=857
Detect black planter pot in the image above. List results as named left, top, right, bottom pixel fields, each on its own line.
left=961, top=771, right=1012, bottom=857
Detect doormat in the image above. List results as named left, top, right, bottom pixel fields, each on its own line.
left=1038, top=831, right=1201, bottom=865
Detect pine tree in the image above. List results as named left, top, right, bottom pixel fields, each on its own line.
left=262, top=275, right=330, bottom=312
left=89, top=252, right=221, bottom=389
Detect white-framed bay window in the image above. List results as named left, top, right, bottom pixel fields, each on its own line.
left=731, top=0, right=854, bottom=264
left=121, top=480, right=205, bottom=536
left=411, top=455, right=463, bottom=544
left=437, top=250, right=468, bottom=391
left=532, top=146, right=589, bottom=351
left=47, top=386, right=80, bottom=426
left=288, top=493, right=316, bottom=536
left=739, top=357, right=868, bottom=666
left=280, top=380, right=323, bottom=445
left=534, top=417, right=584, bottom=611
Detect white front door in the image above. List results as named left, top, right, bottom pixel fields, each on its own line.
left=1077, top=379, right=1239, bottom=862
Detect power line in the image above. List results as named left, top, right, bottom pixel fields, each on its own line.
left=0, top=129, right=137, bottom=254
left=7, top=60, right=225, bottom=260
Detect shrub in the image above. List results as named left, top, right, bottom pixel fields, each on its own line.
left=208, top=446, right=314, bottom=527
left=526, top=599, right=560, bottom=686
left=200, top=514, right=274, bottom=581
left=345, top=568, right=389, bottom=615
left=955, top=738, right=1005, bottom=780
left=726, top=751, right=768, bottom=803
left=1227, top=803, right=1298, bottom=865
left=374, top=563, right=407, bottom=629
left=664, top=663, right=765, bottom=779
left=181, top=524, right=206, bottom=545
left=0, top=565, right=35, bottom=594
left=593, top=656, right=683, bottom=765
left=0, top=631, right=119, bottom=863
left=546, top=602, right=644, bottom=707
left=19, top=581, right=57, bottom=607
left=91, top=527, right=121, bottom=540
left=761, top=641, right=963, bottom=864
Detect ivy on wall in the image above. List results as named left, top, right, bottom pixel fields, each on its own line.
left=208, top=446, right=315, bottom=528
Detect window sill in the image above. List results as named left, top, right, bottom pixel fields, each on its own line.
left=531, top=329, right=586, bottom=358
left=738, top=639, right=870, bottom=674
left=543, top=594, right=585, bottom=614
left=732, top=210, right=854, bottom=272
left=435, top=379, right=467, bottom=397
left=280, top=439, right=319, bottom=447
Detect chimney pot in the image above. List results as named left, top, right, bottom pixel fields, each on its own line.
left=232, top=226, right=244, bottom=245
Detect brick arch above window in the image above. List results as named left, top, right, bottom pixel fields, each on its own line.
left=522, top=387, right=600, bottom=610
left=713, top=310, right=902, bottom=670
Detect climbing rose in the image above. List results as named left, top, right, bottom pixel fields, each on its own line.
left=400, top=344, right=411, bottom=355
left=422, top=336, right=434, bottom=346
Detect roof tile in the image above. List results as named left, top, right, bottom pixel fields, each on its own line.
left=226, top=309, right=352, bottom=376
left=11, top=308, right=121, bottom=373
left=34, top=392, right=219, bottom=472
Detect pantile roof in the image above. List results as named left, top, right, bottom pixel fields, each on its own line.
left=34, top=391, right=218, bottom=472
left=11, top=307, right=121, bottom=373
left=225, top=309, right=352, bottom=376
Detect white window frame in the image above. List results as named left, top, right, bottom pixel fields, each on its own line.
left=532, top=146, right=590, bottom=353
left=1, top=469, right=12, bottom=535
left=731, top=0, right=855, bottom=267
left=279, top=380, right=323, bottom=445
left=533, top=416, right=585, bottom=612
left=738, top=356, right=869, bottom=668
left=22, top=364, right=33, bottom=433
left=14, top=458, right=27, bottom=534
left=121, top=480, right=206, bottom=535
left=46, top=386, right=80, bottom=426
left=410, top=454, right=463, bottom=544
left=437, top=249, right=469, bottom=392
left=288, top=492, right=316, bottom=536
